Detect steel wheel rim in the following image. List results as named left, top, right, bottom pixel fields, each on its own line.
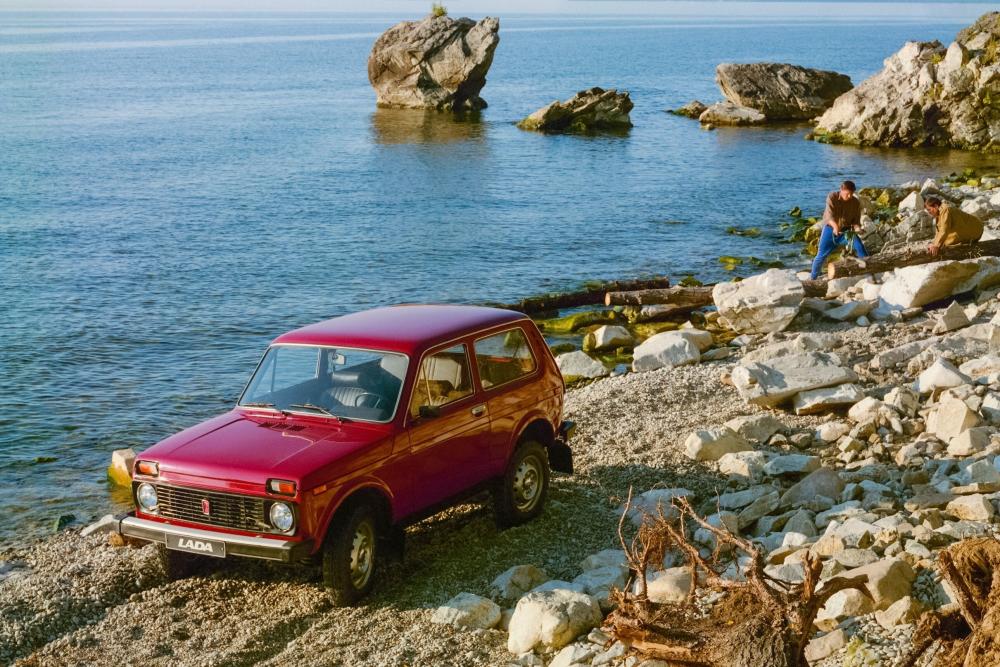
left=513, top=455, right=542, bottom=512
left=349, top=520, right=375, bottom=589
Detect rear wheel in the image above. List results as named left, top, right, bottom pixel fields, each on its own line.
left=157, top=545, right=202, bottom=581
left=494, top=440, right=550, bottom=528
left=322, top=503, right=380, bottom=606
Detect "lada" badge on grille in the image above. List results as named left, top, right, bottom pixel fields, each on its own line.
left=201, top=498, right=211, bottom=515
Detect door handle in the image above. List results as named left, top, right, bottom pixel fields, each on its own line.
left=471, top=404, right=486, bottom=417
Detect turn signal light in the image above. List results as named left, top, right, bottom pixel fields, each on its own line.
left=135, top=460, right=159, bottom=477
left=267, top=479, right=297, bottom=496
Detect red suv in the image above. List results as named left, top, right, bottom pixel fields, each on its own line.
left=120, top=305, right=573, bottom=604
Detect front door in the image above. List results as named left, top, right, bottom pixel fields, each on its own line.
left=402, top=342, right=490, bottom=515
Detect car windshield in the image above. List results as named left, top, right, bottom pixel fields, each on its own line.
left=239, top=345, right=408, bottom=423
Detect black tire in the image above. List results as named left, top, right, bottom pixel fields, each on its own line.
left=322, top=503, right=380, bottom=606
left=157, top=545, right=201, bottom=581
left=494, top=440, right=550, bottom=528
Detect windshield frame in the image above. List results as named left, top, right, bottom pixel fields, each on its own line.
left=237, top=343, right=410, bottom=425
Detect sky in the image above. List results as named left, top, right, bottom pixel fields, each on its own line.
left=0, top=0, right=995, bottom=18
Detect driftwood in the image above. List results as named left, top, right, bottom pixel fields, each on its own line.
left=604, top=279, right=828, bottom=308
left=827, top=239, right=1000, bottom=279
left=900, top=538, right=1000, bottom=667
left=605, top=494, right=871, bottom=667
left=493, top=277, right=671, bottom=314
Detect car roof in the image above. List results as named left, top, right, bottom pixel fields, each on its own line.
left=272, top=305, right=530, bottom=356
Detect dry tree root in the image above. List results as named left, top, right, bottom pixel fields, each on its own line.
left=604, top=493, right=871, bottom=667
left=899, top=537, right=1000, bottom=667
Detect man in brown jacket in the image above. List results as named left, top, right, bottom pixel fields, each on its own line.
left=926, top=196, right=984, bottom=257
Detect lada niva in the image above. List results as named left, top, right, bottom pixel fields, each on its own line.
left=120, top=305, right=574, bottom=604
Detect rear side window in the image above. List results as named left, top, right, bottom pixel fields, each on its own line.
left=410, top=344, right=474, bottom=417
left=474, top=328, right=536, bottom=389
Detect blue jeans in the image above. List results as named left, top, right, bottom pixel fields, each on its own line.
left=810, top=224, right=868, bottom=279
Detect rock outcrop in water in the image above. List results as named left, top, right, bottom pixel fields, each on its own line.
left=367, top=15, right=500, bottom=111
left=813, top=11, right=1000, bottom=151
left=518, top=88, right=633, bottom=134
left=716, top=62, right=853, bottom=120
left=698, top=101, right=766, bottom=126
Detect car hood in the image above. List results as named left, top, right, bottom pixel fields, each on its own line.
left=143, top=410, right=393, bottom=488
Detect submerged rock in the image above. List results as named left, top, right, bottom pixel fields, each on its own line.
left=368, top=15, right=500, bottom=111
left=813, top=12, right=1000, bottom=151
left=715, top=62, right=852, bottom=120
left=518, top=87, right=633, bottom=134
left=697, top=101, right=766, bottom=126
left=670, top=100, right=708, bottom=118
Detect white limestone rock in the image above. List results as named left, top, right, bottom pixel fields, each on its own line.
left=507, top=588, right=603, bottom=654
left=556, top=351, right=608, bottom=379
left=631, top=333, right=701, bottom=372
left=915, top=358, right=971, bottom=394
left=732, top=352, right=858, bottom=408
left=492, top=565, right=549, bottom=600
left=712, top=269, right=805, bottom=334
left=793, top=383, right=865, bottom=415
left=683, top=427, right=750, bottom=461
left=431, top=592, right=502, bottom=629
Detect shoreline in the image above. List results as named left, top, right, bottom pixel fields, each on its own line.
left=4, top=168, right=1000, bottom=665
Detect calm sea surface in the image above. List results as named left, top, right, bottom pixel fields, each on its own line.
left=2, top=11, right=998, bottom=544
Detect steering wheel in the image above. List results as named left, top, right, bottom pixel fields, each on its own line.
left=354, top=392, right=385, bottom=409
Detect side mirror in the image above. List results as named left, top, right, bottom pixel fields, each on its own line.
left=418, top=405, right=441, bottom=419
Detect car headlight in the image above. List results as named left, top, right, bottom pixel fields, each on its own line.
left=269, top=502, right=294, bottom=533
left=137, top=483, right=158, bottom=512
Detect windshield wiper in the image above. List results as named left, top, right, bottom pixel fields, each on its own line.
left=241, top=402, right=291, bottom=416
left=289, top=403, right=349, bottom=421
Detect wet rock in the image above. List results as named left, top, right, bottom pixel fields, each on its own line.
left=107, top=448, right=135, bottom=487
left=368, top=15, right=500, bottom=110
left=697, top=101, right=767, bottom=126
left=670, top=100, right=707, bottom=118
left=431, top=592, right=502, bottom=629
left=519, top=87, right=633, bottom=133
left=506, top=588, right=603, bottom=654
left=715, top=62, right=852, bottom=120
left=583, top=325, right=633, bottom=353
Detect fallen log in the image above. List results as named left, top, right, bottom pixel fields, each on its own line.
left=493, top=276, right=671, bottom=313
left=605, top=279, right=828, bottom=308
left=827, top=239, right=1000, bottom=280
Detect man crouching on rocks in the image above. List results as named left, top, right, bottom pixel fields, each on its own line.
left=810, top=180, right=869, bottom=279
left=925, top=195, right=984, bottom=257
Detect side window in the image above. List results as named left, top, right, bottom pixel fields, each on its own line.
left=474, top=328, right=537, bottom=389
left=410, top=344, right=474, bottom=417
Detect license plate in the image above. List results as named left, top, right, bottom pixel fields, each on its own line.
left=166, top=533, right=226, bottom=558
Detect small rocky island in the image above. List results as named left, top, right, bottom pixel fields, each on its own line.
left=367, top=14, right=500, bottom=111
left=813, top=11, right=1000, bottom=151
left=518, top=88, right=634, bottom=134
left=674, top=63, right=852, bottom=126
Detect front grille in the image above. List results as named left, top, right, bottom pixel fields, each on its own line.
left=155, top=484, right=269, bottom=533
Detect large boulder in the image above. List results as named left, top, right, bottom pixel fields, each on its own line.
left=518, top=87, right=633, bottom=133
left=732, top=352, right=858, bottom=408
left=715, top=63, right=852, bottom=120
left=368, top=15, right=500, bottom=111
left=878, top=257, right=1000, bottom=310
left=813, top=13, right=1000, bottom=151
left=713, top=269, right=805, bottom=334
left=506, top=588, right=603, bottom=654
left=555, top=351, right=608, bottom=380
left=698, top=101, right=766, bottom=126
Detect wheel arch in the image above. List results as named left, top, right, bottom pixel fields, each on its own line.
left=318, top=484, right=394, bottom=545
left=513, top=415, right=572, bottom=474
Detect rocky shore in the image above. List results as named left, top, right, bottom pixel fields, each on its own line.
left=4, top=174, right=1000, bottom=666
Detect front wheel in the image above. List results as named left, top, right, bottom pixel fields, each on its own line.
left=494, top=440, right=550, bottom=528
left=322, top=504, right=380, bottom=606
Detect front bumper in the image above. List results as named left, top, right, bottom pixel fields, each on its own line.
left=118, top=514, right=313, bottom=563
